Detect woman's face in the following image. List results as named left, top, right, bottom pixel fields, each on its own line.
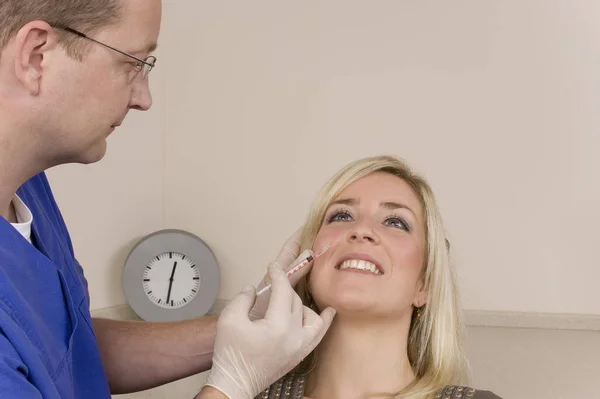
left=309, top=172, right=427, bottom=319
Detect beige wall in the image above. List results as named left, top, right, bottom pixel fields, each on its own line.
left=466, top=326, right=600, bottom=398
left=45, top=1, right=600, bottom=398
left=159, top=0, right=600, bottom=314
left=48, top=0, right=600, bottom=314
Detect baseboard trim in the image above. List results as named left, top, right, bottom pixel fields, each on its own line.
left=89, top=300, right=228, bottom=321
left=464, top=309, right=600, bottom=331
left=91, top=304, right=142, bottom=321
left=91, top=301, right=600, bottom=332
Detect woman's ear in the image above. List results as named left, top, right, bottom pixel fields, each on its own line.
left=413, top=281, right=428, bottom=308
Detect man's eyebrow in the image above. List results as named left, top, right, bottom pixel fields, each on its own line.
left=131, top=42, right=158, bottom=55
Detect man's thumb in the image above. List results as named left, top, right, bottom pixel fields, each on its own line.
left=221, top=285, right=257, bottom=320
left=299, top=306, right=336, bottom=356
left=319, top=307, right=337, bottom=330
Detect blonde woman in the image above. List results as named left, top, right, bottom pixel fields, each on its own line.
left=255, top=155, right=502, bottom=399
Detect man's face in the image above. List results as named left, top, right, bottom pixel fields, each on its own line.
left=40, top=0, right=162, bottom=164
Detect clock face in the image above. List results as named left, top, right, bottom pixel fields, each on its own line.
left=142, top=251, right=200, bottom=309
left=123, top=229, right=220, bottom=322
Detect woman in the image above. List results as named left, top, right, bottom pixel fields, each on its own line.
left=255, top=155, right=502, bottom=399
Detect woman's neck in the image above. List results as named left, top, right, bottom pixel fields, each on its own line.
left=305, top=314, right=415, bottom=399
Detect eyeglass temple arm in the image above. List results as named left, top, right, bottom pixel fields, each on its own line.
left=58, top=26, right=154, bottom=67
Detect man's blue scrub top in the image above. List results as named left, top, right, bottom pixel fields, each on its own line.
left=0, top=173, right=111, bottom=398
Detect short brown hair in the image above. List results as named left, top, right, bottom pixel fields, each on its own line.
left=0, top=0, right=122, bottom=59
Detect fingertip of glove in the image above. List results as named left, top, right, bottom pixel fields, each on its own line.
left=269, top=261, right=284, bottom=273
left=242, top=285, right=255, bottom=293
left=322, top=307, right=337, bottom=322
left=297, top=249, right=314, bottom=263
left=202, top=384, right=234, bottom=399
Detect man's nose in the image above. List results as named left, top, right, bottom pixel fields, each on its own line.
left=129, top=78, right=153, bottom=111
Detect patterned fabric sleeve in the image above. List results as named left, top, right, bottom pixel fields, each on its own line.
left=436, top=386, right=504, bottom=399
left=254, top=372, right=306, bottom=399
left=255, top=377, right=503, bottom=399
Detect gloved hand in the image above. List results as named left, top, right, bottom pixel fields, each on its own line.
left=203, top=262, right=336, bottom=399
left=250, top=228, right=312, bottom=320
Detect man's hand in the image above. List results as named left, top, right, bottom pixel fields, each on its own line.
left=202, top=263, right=336, bottom=399
left=250, top=229, right=312, bottom=320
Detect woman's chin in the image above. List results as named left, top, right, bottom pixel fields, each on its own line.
left=318, top=298, right=378, bottom=316
left=315, top=296, right=405, bottom=322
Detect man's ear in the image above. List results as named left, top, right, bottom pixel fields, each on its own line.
left=13, top=21, right=59, bottom=95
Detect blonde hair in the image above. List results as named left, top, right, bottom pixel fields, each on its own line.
left=295, top=155, right=470, bottom=399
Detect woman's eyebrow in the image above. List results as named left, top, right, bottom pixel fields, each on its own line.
left=330, top=198, right=358, bottom=207
left=381, top=201, right=416, bottom=217
left=330, top=198, right=415, bottom=217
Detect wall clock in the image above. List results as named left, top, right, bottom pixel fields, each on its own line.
left=123, top=229, right=220, bottom=322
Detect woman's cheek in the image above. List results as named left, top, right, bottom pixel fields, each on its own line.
left=312, top=232, right=329, bottom=253
left=308, top=260, right=330, bottom=306
left=308, top=259, right=325, bottom=286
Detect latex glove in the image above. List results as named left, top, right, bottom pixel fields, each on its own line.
left=204, top=263, right=336, bottom=399
left=250, top=228, right=313, bottom=321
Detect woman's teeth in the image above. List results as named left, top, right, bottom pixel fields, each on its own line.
left=338, top=259, right=382, bottom=275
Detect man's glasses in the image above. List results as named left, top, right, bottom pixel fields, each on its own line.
left=55, top=26, right=156, bottom=79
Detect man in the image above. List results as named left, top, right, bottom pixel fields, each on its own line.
left=0, top=1, right=336, bottom=399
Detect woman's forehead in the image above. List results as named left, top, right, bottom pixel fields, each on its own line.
left=333, top=172, right=423, bottom=212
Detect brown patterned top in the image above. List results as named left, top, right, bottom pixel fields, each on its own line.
left=254, top=372, right=504, bottom=399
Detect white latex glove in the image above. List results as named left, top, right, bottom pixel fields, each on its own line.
left=204, top=262, right=336, bottom=399
left=250, top=228, right=311, bottom=321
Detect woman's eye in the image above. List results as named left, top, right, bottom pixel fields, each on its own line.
left=326, top=211, right=353, bottom=223
left=384, top=217, right=410, bottom=231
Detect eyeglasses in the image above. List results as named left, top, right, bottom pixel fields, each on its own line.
left=54, top=26, right=156, bottom=79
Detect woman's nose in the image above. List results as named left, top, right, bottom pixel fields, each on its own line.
left=347, top=220, right=379, bottom=244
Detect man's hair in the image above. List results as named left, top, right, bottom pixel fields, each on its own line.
left=0, top=0, right=122, bottom=59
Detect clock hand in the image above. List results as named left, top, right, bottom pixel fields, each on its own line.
left=166, top=261, right=178, bottom=304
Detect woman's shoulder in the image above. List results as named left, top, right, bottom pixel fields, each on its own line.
left=437, top=385, right=504, bottom=399
left=255, top=378, right=503, bottom=399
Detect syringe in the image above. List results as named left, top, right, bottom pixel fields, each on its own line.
left=256, top=243, right=332, bottom=296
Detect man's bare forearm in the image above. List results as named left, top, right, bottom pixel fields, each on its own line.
left=92, top=315, right=218, bottom=394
